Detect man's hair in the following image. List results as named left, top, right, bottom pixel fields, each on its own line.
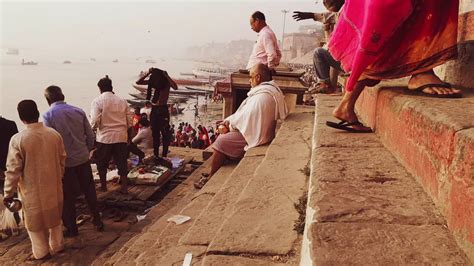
left=97, top=75, right=113, bottom=91
left=252, top=63, right=272, bottom=82
left=323, top=0, right=345, bottom=12
left=44, top=85, right=65, bottom=104
left=139, top=117, right=150, bottom=127
left=251, top=11, right=266, bottom=21
left=17, top=100, right=40, bottom=123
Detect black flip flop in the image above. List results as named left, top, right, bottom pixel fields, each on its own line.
left=326, top=120, right=372, bottom=133
left=405, top=83, right=462, bottom=98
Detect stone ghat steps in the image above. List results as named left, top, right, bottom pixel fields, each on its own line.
left=101, top=109, right=314, bottom=265
left=355, top=84, right=474, bottom=261
left=301, top=94, right=471, bottom=265
left=101, top=161, right=237, bottom=265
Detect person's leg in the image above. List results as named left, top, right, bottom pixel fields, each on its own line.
left=313, top=47, right=331, bottom=83
left=127, top=143, right=145, bottom=162
left=150, top=107, right=161, bottom=158
left=160, top=112, right=171, bottom=158
left=61, top=166, right=78, bottom=237
left=112, top=143, right=129, bottom=194
left=332, top=79, right=380, bottom=131
left=27, top=229, right=50, bottom=259
left=408, top=69, right=462, bottom=95
left=208, top=150, right=227, bottom=177
left=95, top=143, right=112, bottom=191
left=48, top=224, right=64, bottom=255
left=77, top=162, right=103, bottom=231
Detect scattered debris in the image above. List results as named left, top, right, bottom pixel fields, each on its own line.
left=136, top=214, right=147, bottom=222
left=183, top=252, right=192, bottom=266
left=293, top=192, right=308, bottom=235
left=167, top=215, right=191, bottom=225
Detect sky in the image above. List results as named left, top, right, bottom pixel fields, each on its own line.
left=0, top=0, right=326, bottom=61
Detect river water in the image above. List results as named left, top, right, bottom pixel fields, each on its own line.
left=0, top=56, right=221, bottom=129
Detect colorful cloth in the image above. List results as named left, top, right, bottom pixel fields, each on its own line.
left=329, top=0, right=459, bottom=91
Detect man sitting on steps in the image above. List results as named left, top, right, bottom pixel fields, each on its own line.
left=195, top=63, right=288, bottom=189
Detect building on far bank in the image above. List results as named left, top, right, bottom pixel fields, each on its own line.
left=281, top=24, right=324, bottom=64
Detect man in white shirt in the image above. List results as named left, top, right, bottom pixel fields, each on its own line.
left=246, top=11, right=282, bottom=70
left=140, top=101, right=152, bottom=119
left=195, top=63, right=288, bottom=189
left=90, top=75, right=132, bottom=193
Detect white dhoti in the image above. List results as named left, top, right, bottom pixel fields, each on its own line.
left=27, top=224, right=64, bottom=259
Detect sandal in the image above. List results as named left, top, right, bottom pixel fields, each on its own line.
left=194, top=176, right=209, bottom=189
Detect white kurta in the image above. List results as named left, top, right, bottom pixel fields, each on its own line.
left=226, top=80, right=288, bottom=150
left=4, top=122, right=66, bottom=232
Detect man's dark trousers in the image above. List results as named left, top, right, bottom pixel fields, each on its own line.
left=150, top=105, right=171, bottom=157
left=62, top=161, right=101, bottom=234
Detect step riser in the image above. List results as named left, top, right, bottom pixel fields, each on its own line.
left=356, top=88, right=474, bottom=261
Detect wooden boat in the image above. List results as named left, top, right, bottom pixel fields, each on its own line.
left=126, top=99, right=185, bottom=115
left=132, top=83, right=208, bottom=96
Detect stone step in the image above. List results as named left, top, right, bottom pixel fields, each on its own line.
left=180, top=154, right=266, bottom=246
left=152, top=146, right=270, bottom=264
left=301, top=95, right=471, bottom=265
left=101, top=160, right=237, bottom=265
left=204, top=111, right=313, bottom=259
left=354, top=83, right=474, bottom=261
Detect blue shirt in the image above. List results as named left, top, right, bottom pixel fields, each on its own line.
left=43, top=101, right=95, bottom=167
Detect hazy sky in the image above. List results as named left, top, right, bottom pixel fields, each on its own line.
left=1, top=0, right=325, bottom=61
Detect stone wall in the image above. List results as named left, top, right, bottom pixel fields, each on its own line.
left=435, top=0, right=474, bottom=90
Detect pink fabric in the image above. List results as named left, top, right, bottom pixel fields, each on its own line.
left=329, top=0, right=414, bottom=91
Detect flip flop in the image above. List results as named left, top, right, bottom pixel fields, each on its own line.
left=405, top=83, right=462, bottom=98
left=326, top=120, right=372, bottom=133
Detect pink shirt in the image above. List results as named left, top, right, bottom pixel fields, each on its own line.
left=246, top=26, right=282, bottom=69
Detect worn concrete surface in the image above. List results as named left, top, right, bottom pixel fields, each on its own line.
left=202, top=255, right=288, bottom=265
left=355, top=87, right=474, bottom=261
left=208, top=112, right=313, bottom=255
left=180, top=156, right=265, bottom=246
left=312, top=223, right=468, bottom=265
left=301, top=95, right=471, bottom=265
left=103, top=164, right=236, bottom=265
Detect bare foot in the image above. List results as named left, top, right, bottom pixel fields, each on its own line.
left=330, top=78, right=378, bottom=132
left=408, top=70, right=461, bottom=95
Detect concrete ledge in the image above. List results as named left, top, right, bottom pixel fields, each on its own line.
left=301, top=95, right=471, bottom=265
left=356, top=86, right=474, bottom=260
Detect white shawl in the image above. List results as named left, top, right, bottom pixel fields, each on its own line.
left=226, top=80, right=288, bottom=150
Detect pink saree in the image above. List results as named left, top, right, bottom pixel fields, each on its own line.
left=329, top=0, right=459, bottom=92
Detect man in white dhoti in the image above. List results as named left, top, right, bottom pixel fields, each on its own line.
left=3, top=100, right=66, bottom=260
left=195, top=63, right=288, bottom=189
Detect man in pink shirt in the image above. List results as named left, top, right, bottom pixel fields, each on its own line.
left=246, top=11, right=282, bottom=70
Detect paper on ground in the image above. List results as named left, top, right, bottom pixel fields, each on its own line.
left=183, top=252, right=192, bottom=266
left=167, top=215, right=191, bottom=225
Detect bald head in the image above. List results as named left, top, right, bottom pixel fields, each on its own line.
left=249, top=63, right=272, bottom=87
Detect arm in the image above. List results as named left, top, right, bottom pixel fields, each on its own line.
left=292, top=11, right=329, bottom=23
left=83, top=111, right=95, bottom=151
left=4, top=137, right=22, bottom=198
left=136, top=71, right=151, bottom=85
left=164, top=71, right=178, bottom=90
left=57, top=134, right=67, bottom=178
left=262, top=33, right=279, bottom=69
left=132, top=130, right=144, bottom=145
left=90, top=99, right=102, bottom=130
left=42, top=112, right=53, bottom=128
